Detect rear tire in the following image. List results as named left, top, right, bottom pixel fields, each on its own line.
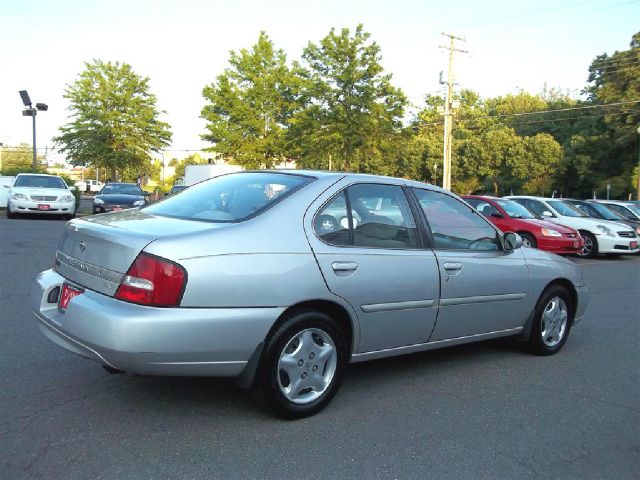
left=257, top=310, right=348, bottom=419
left=519, top=232, right=537, bottom=248
left=576, top=231, right=597, bottom=258
left=527, top=285, right=573, bottom=355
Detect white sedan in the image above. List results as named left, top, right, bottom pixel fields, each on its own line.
left=506, top=196, right=639, bottom=258
left=5, top=173, right=76, bottom=219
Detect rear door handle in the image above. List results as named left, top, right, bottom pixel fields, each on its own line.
left=443, top=262, right=463, bottom=271
left=332, top=262, right=359, bottom=272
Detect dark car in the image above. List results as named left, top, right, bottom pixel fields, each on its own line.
left=564, top=199, right=640, bottom=237
left=93, top=183, right=147, bottom=214
left=462, top=195, right=584, bottom=255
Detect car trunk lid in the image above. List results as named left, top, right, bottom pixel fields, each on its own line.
left=55, top=209, right=222, bottom=296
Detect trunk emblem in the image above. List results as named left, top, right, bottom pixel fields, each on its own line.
left=79, top=241, right=86, bottom=252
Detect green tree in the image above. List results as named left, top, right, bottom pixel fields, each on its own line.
left=0, top=144, right=46, bottom=175
left=54, top=60, right=172, bottom=181
left=291, top=24, right=407, bottom=173
left=201, top=32, right=300, bottom=169
left=583, top=32, right=640, bottom=198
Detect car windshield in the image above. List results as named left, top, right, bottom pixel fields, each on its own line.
left=626, top=204, right=640, bottom=216
left=581, top=202, right=623, bottom=220
left=143, top=172, right=313, bottom=222
left=547, top=200, right=586, bottom=217
left=14, top=175, right=66, bottom=189
left=494, top=199, right=536, bottom=219
left=101, top=184, right=143, bottom=196
left=603, top=203, right=637, bottom=219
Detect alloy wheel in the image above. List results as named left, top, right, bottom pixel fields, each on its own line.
left=541, top=296, right=568, bottom=348
left=277, top=328, right=337, bottom=405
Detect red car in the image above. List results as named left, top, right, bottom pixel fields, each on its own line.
left=462, top=195, right=584, bottom=255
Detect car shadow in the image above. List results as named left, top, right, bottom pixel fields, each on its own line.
left=112, top=338, right=524, bottom=418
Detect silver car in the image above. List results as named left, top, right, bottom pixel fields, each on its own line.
left=32, top=171, right=588, bottom=418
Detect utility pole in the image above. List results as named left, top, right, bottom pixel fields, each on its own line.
left=439, top=33, right=467, bottom=191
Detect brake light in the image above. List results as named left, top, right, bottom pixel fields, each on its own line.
left=115, top=253, right=186, bottom=307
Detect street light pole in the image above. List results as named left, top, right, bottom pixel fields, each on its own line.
left=19, top=90, right=48, bottom=170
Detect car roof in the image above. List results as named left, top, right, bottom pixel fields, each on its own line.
left=251, top=169, right=447, bottom=192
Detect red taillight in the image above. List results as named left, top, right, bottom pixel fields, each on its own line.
left=115, top=253, right=186, bottom=307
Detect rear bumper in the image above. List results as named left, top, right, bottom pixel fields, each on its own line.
left=32, top=269, right=284, bottom=377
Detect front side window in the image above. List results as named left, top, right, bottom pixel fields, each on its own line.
left=314, top=184, right=419, bottom=249
left=413, top=189, right=499, bottom=251
left=144, top=172, right=312, bottom=222
left=517, top=199, right=547, bottom=218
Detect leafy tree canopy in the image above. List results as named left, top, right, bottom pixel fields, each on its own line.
left=201, top=32, right=300, bottom=169
left=54, top=59, right=172, bottom=181
left=289, top=24, right=407, bottom=173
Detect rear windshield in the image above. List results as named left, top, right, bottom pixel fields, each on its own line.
left=101, top=184, right=144, bottom=196
left=142, top=172, right=313, bottom=222
left=14, top=175, right=66, bottom=189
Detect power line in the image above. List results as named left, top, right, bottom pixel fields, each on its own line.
left=417, top=106, right=638, bottom=128
left=462, top=109, right=638, bottom=129
left=484, top=100, right=640, bottom=119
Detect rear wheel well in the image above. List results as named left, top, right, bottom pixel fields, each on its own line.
left=270, top=300, right=354, bottom=358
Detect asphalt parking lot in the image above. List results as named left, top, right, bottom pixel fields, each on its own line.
left=0, top=215, right=638, bottom=480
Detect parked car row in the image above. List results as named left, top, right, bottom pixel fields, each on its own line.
left=4, top=174, right=165, bottom=219
left=463, top=194, right=639, bottom=258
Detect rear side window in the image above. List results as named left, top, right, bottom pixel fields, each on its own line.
left=314, top=184, right=419, bottom=249
left=143, top=172, right=312, bottom=222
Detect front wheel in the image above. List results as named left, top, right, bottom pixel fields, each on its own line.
left=576, top=231, right=597, bottom=258
left=519, top=232, right=537, bottom=248
left=257, top=310, right=347, bottom=419
left=527, top=285, right=573, bottom=355
left=6, top=204, right=16, bottom=219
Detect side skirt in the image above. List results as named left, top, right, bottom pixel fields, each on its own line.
left=350, top=327, right=523, bottom=363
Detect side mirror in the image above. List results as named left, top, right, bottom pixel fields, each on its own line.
left=542, top=210, right=554, bottom=217
left=69, top=186, right=77, bottom=192
left=503, top=232, right=523, bottom=252
left=2, top=184, right=10, bottom=188
left=143, top=192, right=151, bottom=197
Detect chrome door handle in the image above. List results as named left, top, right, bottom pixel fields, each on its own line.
left=332, top=262, right=359, bottom=272
left=443, top=262, right=463, bottom=271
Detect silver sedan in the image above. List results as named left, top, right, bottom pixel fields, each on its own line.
left=32, top=171, right=588, bottom=418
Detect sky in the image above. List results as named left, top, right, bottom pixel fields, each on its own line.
left=1, top=0, right=638, bottom=164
